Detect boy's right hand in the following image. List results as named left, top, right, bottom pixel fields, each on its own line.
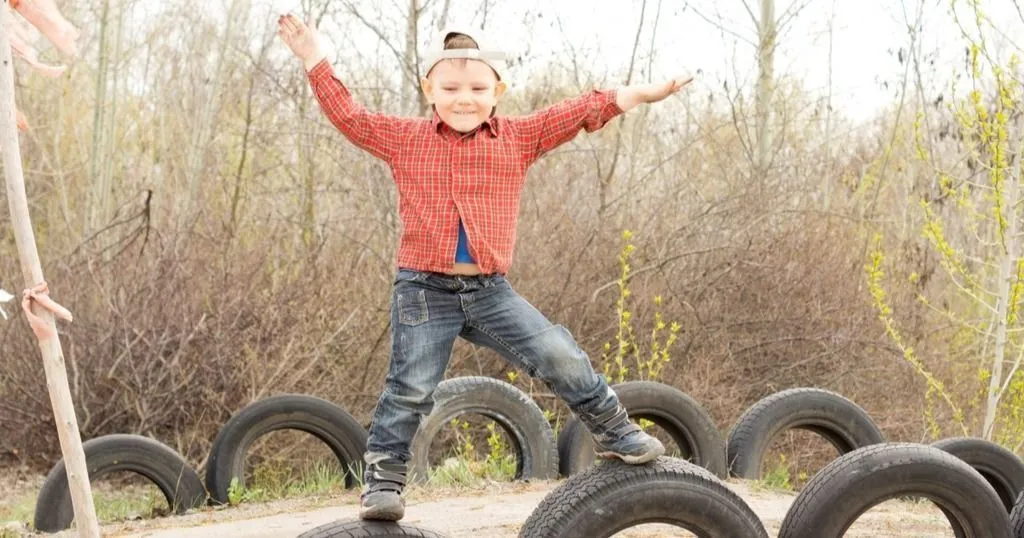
left=277, top=13, right=325, bottom=71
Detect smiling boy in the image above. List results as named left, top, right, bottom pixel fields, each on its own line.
left=277, top=14, right=692, bottom=521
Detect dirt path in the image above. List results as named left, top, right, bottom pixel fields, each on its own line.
left=26, top=479, right=953, bottom=538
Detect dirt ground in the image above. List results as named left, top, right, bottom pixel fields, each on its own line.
left=3, top=477, right=956, bottom=538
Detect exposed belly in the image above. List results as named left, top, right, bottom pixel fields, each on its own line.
left=445, top=262, right=484, bottom=276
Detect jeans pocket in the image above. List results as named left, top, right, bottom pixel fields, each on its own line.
left=397, top=288, right=429, bottom=326
left=394, top=269, right=427, bottom=285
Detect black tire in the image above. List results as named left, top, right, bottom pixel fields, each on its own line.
left=726, top=387, right=885, bottom=478
left=1010, top=490, right=1024, bottom=537
left=408, top=376, right=558, bottom=483
left=297, top=519, right=449, bottom=538
left=934, top=437, right=1024, bottom=513
left=204, top=394, right=368, bottom=504
left=778, top=443, right=1011, bottom=538
left=33, top=434, right=206, bottom=532
left=518, top=456, right=768, bottom=538
left=556, top=380, right=727, bottom=478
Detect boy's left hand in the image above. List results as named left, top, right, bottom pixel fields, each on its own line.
left=640, top=76, right=694, bottom=103
left=617, top=75, right=694, bottom=111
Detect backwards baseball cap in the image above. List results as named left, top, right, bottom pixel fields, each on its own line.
left=422, top=26, right=507, bottom=81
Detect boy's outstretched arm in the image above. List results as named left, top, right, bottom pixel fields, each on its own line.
left=616, top=76, right=693, bottom=112
left=278, top=14, right=326, bottom=71
left=512, top=75, right=693, bottom=164
left=278, top=14, right=404, bottom=162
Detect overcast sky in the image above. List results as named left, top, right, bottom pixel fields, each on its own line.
left=256, top=0, right=1021, bottom=124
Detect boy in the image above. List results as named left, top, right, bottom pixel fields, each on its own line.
left=277, top=14, right=692, bottom=521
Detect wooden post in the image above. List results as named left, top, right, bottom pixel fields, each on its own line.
left=0, top=2, right=100, bottom=536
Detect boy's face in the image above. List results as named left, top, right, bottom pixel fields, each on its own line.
left=421, top=59, right=507, bottom=133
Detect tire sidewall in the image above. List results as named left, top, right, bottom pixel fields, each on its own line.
left=727, top=389, right=885, bottom=478
left=34, top=434, right=205, bottom=532
left=778, top=444, right=1010, bottom=538
left=205, top=395, right=367, bottom=503
left=933, top=437, right=1024, bottom=513
left=408, top=377, right=557, bottom=483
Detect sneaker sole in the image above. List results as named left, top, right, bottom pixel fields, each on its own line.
left=359, top=505, right=405, bottom=521
left=595, top=444, right=666, bottom=464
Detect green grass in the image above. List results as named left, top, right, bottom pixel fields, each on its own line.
left=226, top=458, right=349, bottom=505
left=420, top=419, right=519, bottom=488
left=94, top=485, right=169, bottom=520
left=0, top=482, right=170, bottom=531
left=0, top=428, right=523, bottom=531
left=0, top=494, right=34, bottom=528
left=757, top=454, right=795, bottom=492
left=0, top=461, right=350, bottom=532
left=424, top=453, right=518, bottom=487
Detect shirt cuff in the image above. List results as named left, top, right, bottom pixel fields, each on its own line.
left=597, top=88, right=625, bottom=121
left=306, top=58, right=331, bottom=80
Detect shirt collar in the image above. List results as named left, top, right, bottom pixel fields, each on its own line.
left=431, top=109, right=500, bottom=137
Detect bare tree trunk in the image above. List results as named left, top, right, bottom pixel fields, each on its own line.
left=184, top=0, right=244, bottom=228
left=619, top=0, right=646, bottom=226
left=984, top=117, right=1024, bottom=439
left=476, top=0, right=491, bottom=29
left=438, top=0, right=451, bottom=30
left=406, top=0, right=427, bottom=115
left=228, top=65, right=259, bottom=238
left=755, top=0, right=775, bottom=187
left=822, top=0, right=835, bottom=211
left=85, top=0, right=110, bottom=237
left=597, top=0, right=647, bottom=222
left=106, top=0, right=125, bottom=201
left=85, top=0, right=124, bottom=246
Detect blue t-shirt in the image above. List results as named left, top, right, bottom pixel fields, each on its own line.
left=455, top=218, right=475, bottom=263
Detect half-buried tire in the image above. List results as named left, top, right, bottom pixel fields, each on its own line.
left=297, top=519, right=449, bottom=538
left=409, top=376, right=558, bottom=483
left=1010, top=491, right=1024, bottom=537
left=557, top=380, right=727, bottom=478
left=778, top=443, right=1011, bottom=538
left=933, top=437, right=1024, bottom=513
left=34, top=434, right=206, bottom=532
left=727, top=387, right=885, bottom=479
left=518, top=456, right=768, bottom=538
left=204, top=394, right=367, bottom=505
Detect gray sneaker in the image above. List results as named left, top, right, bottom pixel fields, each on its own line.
left=359, top=460, right=407, bottom=521
left=359, top=489, right=405, bottom=521
left=582, top=404, right=666, bottom=464
left=593, top=423, right=666, bottom=464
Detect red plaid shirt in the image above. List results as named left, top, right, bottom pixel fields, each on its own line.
left=307, top=60, right=623, bottom=275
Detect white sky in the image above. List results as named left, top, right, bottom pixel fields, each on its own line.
left=257, top=0, right=1022, bottom=123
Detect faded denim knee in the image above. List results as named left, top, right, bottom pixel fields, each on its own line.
left=527, top=324, right=609, bottom=408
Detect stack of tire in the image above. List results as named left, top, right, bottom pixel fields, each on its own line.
left=30, top=380, right=1024, bottom=538
left=773, top=439, right=1021, bottom=537
left=519, top=387, right=1024, bottom=537
left=722, top=388, right=1024, bottom=537
left=298, top=377, right=753, bottom=538
left=31, top=376, right=568, bottom=536
left=31, top=392, right=369, bottom=533
left=517, top=386, right=890, bottom=538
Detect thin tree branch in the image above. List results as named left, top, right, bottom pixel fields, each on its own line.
left=689, top=5, right=757, bottom=47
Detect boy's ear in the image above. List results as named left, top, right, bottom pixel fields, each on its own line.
left=420, top=76, right=434, bottom=104
left=495, top=80, right=507, bottom=100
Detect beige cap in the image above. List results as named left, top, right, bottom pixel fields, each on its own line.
left=422, top=26, right=507, bottom=80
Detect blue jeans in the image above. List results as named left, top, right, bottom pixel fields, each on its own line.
left=365, top=269, right=621, bottom=463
